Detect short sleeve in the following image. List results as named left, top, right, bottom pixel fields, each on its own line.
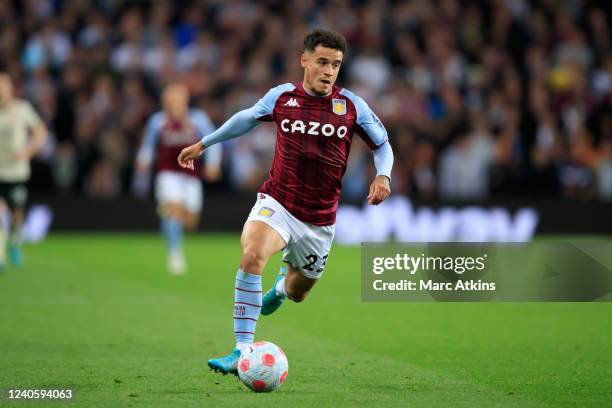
left=251, top=83, right=296, bottom=121
left=340, top=88, right=388, bottom=150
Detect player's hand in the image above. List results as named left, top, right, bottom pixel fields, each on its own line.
left=178, top=142, right=205, bottom=171
left=367, top=175, right=391, bottom=205
left=202, top=165, right=221, bottom=182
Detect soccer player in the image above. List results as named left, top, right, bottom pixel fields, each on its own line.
left=0, top=72, right=47, bottom=270
left=136, top=83, right=221, bottom=275
left=178, top=29, right=393, bottom=373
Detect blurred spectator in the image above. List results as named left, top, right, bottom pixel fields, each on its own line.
left=22, top=19, right=72, bottom=72
left=597, top=138, right=612, bottom=201
left=439, top=120, right=494, bottom=200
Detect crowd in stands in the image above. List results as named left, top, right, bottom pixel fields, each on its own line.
left=1, top=0, right=610, bottom=202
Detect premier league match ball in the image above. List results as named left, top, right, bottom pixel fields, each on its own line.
left=238, top=341, right=288, bottom=392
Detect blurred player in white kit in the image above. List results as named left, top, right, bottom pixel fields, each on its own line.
left=0, top=72, right=47, bottom=270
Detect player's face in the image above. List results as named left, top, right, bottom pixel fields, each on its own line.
left=0, top=74, right=13, bottom=105
left=301, top=46, right=343, bottom=96
left=162, top=85, right=189, bottom=119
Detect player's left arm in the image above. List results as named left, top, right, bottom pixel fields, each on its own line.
left=17, top=102, right=47, bottom=160
left=193, top=110, right=222, bottom=182
left=368, top=141, right=393, bottom=205
left=179, top=84, right=291, bottom=170
left=345, top=91, right=394, bottom=205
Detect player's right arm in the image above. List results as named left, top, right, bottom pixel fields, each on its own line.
left=178, top=83, right=294, bottom=170
left=177, top=108, right=259, bottom=170
left=177, top=141, right=205, bottom=170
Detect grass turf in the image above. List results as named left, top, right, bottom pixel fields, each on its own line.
left=0, top=234, right=610, bottom=407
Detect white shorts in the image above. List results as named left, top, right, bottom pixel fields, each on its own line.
left=246, top=193, right=335, bottom=279
left=155, top=171, right=203, bottom=213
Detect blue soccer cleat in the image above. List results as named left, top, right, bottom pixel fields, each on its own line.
left=9, top=245, right=22, bottom=267
left=261, top=266, right=287, bottom=316
left=208, top=348, right=241, bottom=376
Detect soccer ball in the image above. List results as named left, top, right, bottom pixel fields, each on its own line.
left=238, top=341, right=288, bottom=392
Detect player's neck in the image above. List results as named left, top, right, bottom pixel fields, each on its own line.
left=168, top=112, right=186, bottom=121
left=301, top=82, right=331, bottom=98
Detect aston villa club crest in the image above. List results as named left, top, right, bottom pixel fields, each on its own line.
left=332, top=98, right=346, bottom=115
left=258, top=207, right=275, bottom=217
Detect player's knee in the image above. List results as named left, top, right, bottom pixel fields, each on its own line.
left=183, top=216, right=198, bottom=230
left=240, top=249, right=266, bottom=274
left=180, top=209, right=199, bottom=230
left=162, top=203, right=182, bottom=219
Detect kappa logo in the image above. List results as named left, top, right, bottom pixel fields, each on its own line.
left=284, top=98, right=300, bottom=108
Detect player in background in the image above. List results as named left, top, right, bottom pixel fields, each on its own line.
left=135, top=83, right=222, bottom=275
left=178, top=29, right=393, bottom=373
left=0, top=72, right=47, bottom=270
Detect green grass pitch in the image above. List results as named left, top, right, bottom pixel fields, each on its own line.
left=1, top=234, right=610, bottom=407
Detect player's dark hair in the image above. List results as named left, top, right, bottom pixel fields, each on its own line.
left=304, top=29, right=347, bottom=54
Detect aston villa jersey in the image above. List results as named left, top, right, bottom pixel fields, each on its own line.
left=252, top=83, right=388, bottom=226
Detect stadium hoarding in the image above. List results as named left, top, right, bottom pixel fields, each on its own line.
left=361, top=242, right=612, bottom=302
left=336, top=196, right=538, bottom=243
left=29, top=192, right=612, bottom=235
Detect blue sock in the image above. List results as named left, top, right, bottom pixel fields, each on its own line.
left=161, top=218, right=183, bottom=253
left=234, top=270, right=262, bottom=351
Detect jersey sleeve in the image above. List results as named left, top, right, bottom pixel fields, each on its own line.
left=340, top=89, right=388, bottom=150
left=200, top=83, right=295, bottom=147
left=251, top=83, right=296, bottom=121
left=372, top=140, right=394, bottom=179
left=136, top=112, right=163, bottom=165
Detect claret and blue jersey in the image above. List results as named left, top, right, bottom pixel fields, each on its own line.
left=200, top=82, right=393, bottom=227
left=252, top=82, right=389, bottom=226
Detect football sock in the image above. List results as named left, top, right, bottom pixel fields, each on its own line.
left=234, top=269, right=262, bottom=351
left=161, top=217, right=183, bottom=254
left=275, top=277, right=287, bottom=298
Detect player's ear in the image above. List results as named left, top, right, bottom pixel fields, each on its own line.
left=300, top=53, right=308, bottom=68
